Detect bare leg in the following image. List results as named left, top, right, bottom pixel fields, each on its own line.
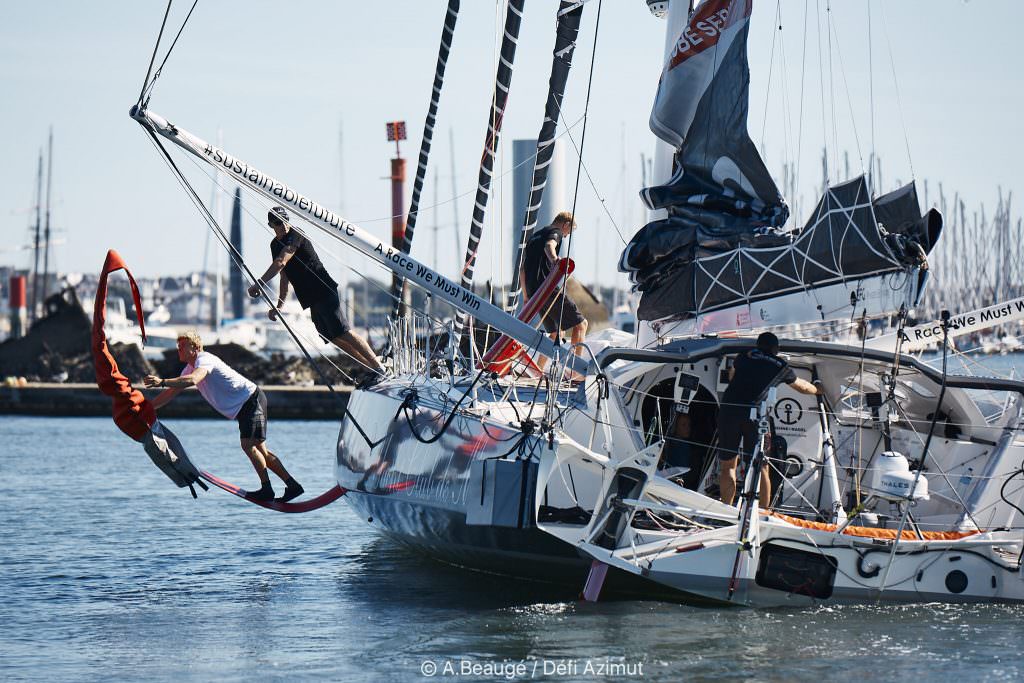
left=257, top=442, right=292, bottom=482
left=333, top=331, right=384, bottom=372
left=567, top=320, right=589, bottom=381
left=570, top=319, right=588, bottom=352
left=719, top=456, right=739, bottom=506
left=241, top=438, right=270, bottom=484
left=759, top=466, right=772, bottom=509
left=536, top=331, right=559, bottom=372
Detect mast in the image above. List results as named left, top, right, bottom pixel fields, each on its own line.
left=452, top=0, right=526, bottom=345
left=131, top=107, right=586, bottom=375
left=390, top=0, right=461, bottom=320
left=506, top=1, right=585, bottom=313
left=30, top=150, right=42, bottom=324
left=42, top=127, right=53, bottom=307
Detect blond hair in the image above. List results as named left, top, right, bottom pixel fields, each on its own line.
left=176, top=328, right=203, bottom=351
left=553, top=210, right=577, bottom=228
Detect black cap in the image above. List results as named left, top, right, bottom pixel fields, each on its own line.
left=269, top=206, right=289, bottom=224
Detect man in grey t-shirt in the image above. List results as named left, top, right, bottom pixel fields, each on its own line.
left=144, top=329, right=303, bottom=502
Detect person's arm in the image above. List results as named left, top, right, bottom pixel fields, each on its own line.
left=248, top=239, right=300, bottom=298
left=543, top=238, right=559, bottom=265
left=269, top=272, right=290, bottom=321
left=144, top=366, right=210, bottom=395
left=788, top=377, right=820, bottom=395
left=148, top=386, right=183, bottom=410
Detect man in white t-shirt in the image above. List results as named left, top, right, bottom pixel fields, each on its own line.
left=144, top=329, right=303, bottom=502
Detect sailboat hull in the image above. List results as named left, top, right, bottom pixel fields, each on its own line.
left=335, top=383, right=719, bottom=600
left=335, top=383, right=588, bottom=579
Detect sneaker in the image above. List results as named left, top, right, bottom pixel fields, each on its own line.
left=278, top=481, right=304, bottom=503
left=248, top=482, right=274, bottom=502
left=356, top=372, right=384, bottom=390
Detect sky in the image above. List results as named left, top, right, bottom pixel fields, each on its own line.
left=1, top=0, right=1022, bottom=294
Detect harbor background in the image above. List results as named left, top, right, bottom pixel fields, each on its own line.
left=3, top=351, right=1024, bottom=683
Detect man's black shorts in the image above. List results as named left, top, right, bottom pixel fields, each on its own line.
left=538, top=291, right=585, bottom=334
left=236, top=387, right=268, bottom=442
left=309, top=289, right=352, bottom=341
left=716, top=406, right=759, bottom=462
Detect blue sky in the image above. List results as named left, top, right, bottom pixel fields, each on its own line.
left=1, top=0, right=1021, bottom=292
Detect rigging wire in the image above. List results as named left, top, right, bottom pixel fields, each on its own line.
left=758, top=1, right=782, bottom=156
left=794, top=0, right=809, bottom=222
left=867, top=0, right=876, bottom=192
left=878, top=1, right=916, bottom=180
left=137, top=0, right=173, bottom=106
left=554, top=0, right=603, bottom=362
left=824, top=4, right=866, bottom=175
left=141, top=0, right=201, bottom=107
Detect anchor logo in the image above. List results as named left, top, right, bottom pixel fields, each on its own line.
left=774, top=397, right=802, bottom=425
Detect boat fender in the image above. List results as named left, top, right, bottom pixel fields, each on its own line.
left=855, top=550, right=881, bottom=579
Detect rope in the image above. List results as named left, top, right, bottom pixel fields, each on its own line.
left=400, top=368, right=487, bottom=445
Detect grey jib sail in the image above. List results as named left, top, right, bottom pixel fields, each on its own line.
left=620, top=0, right=939, bottom=322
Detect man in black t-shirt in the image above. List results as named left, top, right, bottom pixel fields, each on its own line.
left=717, top=332, right=820, bottom=507
left=519, top=211, right=588, bottom=373
left=249, top=207, right=384, bottom=377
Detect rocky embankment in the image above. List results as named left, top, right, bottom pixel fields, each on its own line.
left=0, top=289, right=363, bottom=387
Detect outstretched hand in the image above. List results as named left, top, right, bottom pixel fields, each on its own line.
left=143, top=374, right=163, bottom=388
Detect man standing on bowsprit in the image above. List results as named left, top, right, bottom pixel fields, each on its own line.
left=520, top=211, right=588, bottom=374
left=717, top=332, right=820, bottom=508
left=249, top=207, right=385, bottom=380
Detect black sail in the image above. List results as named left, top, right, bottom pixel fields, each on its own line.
left=453, top=0, right=526, bottom=343
left=505, top=1, right=584, bottom=313
left=390, top=0, right=460, bottom=319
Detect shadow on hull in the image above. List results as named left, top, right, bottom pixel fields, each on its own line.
left=343, top=491, right=723, bottom=606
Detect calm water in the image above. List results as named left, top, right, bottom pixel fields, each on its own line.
left=2, top=353, right=1024, bottom=682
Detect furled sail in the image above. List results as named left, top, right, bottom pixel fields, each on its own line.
left=620, top=0, right=940, bottom=327
left=645, top=0, right=787, bottom=234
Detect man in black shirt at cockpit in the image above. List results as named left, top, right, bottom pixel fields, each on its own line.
left=717, top=332, right=820, bottom=508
